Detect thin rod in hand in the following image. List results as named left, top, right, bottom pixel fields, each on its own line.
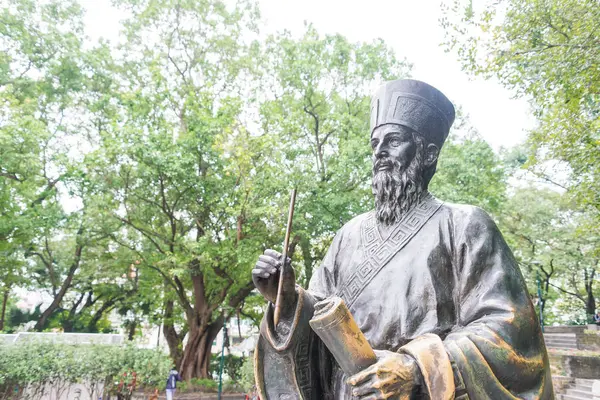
left=273, top=188, right=297, bottom=326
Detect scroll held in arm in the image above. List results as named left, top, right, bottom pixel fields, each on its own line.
left=309, top=296, right=377, bottom=376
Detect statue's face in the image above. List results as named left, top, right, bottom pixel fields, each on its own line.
left=370, top=124, right=425, bottom=225
left=370, top=124, right=417, bottom=170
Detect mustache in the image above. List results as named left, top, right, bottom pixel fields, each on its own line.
left=373, top=158, right=403, bottom=174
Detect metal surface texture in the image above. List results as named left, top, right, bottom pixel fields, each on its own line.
left=251, top=79, right=555, bottom=400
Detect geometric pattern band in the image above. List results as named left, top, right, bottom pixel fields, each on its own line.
left=336, top=192, right=443, bottom=309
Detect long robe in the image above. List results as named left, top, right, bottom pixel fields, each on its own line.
left=255, top=193, right=554, bottom=400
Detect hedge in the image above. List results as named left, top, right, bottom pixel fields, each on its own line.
left=0, top=342, right=172, bottom=400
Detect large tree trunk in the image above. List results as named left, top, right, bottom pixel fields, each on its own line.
left=127, top=320, right=137, bottom=340
left=586, top=291, right=596, bottom=321
left=162, top=288, right=184, bottom=368
left=165, top=259, right=254, bottom=380
left=179, top=317, right=223, bottom=380
left=163, top=320, right=183, bottom=369
left=0, top=287, right=9, bottom=331
left=584, top=268, right=596, bottom=322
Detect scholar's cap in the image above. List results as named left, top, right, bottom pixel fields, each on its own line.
left=370, top=79, right=455, bottom=147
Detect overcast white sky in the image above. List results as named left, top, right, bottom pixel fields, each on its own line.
left=81, top=0, right=536, bottom=150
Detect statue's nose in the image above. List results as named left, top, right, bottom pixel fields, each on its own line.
left=375, top=144, right=388, bottom=159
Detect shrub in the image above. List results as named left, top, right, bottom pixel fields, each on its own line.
left=178, top=378, right=218, bottom=393
left=239, top=356, right=255, bottom=392
left=0, top=342, right=172, bottom=400
left=210, top=354, right=244, bottom=382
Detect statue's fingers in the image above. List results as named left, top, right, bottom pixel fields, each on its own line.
left=264, top=249, right=291, bottom=266
left=373, top=375, right=399, bottom=390
left=348, top=365, right=377, bottom=386
left=355, top=394, right=379, bottom=400
left=252, top=268, right=270, bottom=279
left=258, top=255, right=280, bottom=269
left=255, top=260, right=277, bottom=274
left=264, top=249, right=282, bottom=259
left=353, top=377, right=397, bottom=399
left=351, top=380, right=377, bottom=397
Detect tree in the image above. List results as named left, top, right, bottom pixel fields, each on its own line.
left=499, top=188, right=563, bottom=323
left=430, top=134, right=506, bottom=215
left=499, top=187, right=600, bottom=323
left=441, top=0, right=600, bottom=223
left=0, top=0, right=139, bottom=333
left=547, top=210, right=599, bottom=322
left=1, top=0, right=104, bottom=331
left=98, top=0, right=267, bottom=379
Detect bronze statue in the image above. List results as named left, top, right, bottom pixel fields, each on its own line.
left=251, top=79, right=554, bottom=399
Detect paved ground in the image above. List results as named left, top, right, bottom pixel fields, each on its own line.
left=133, top=392, right=246, bottom=400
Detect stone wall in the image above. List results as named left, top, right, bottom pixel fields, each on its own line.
left=551, top=376, right=574, bottom=395
left=577, top=332, right=600, bottom=351
left=549, top=353, right=600, bottom=379
left=19, top=381, right=105, bottom=400
left=545, top=326, right=587, bottom=334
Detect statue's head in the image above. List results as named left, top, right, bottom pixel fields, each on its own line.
left=370, top=79, right=455, bottom=225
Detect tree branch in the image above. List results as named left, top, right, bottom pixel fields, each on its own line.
left=116, top=216, right=167, bottom=254
left=228, top=281, right=254, bottom=309
left=173, top=275, right=194, bottom=320
left=0, top=171, right=24, bottom=182
left=549, top=282, right=585, bottom=303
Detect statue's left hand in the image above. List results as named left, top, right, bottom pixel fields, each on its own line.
left=347, top=350, right=421, bottom=400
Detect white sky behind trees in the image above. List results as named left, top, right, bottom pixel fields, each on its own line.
left=80, top=0, right=535, bottom=150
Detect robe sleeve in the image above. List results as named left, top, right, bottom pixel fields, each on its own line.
left=254, top=231, right=344, bottom=400
left=400, top=206, right=554, bottom=400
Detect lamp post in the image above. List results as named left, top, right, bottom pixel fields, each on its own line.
left=218, top=324, right=228, bottom=400
left=536, top=270, right=544, bottom=332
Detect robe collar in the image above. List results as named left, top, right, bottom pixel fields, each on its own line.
left=337, top=192, right=443, bottom=308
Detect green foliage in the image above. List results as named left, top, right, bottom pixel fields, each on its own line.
left=0, top=0, right=137, bottom=334
left=0, top=0, right=90, bottom=330
left=431, top=134, right=506, bottom=214
left=499, top=186, right=600, bottom=323
left=210, top=354, right=244, bottom=382
left=441, top=0, right=600, bottom=225
left=177, top=377, right=218, bottom=393
left=239, top=356, right=255, bottom=392
left=441, top=0, right=600, bottom=326
left=97, top=0, right=272, bottom=377
left=5, top=305, right=40, bottom=333
left=0, top=342, right=172, bottom=399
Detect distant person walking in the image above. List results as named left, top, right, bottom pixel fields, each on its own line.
left=165, top=369, right=182, bottom=400
left=594, top=311, right=600, bottom=326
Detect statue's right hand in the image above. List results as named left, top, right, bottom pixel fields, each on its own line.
left=252, top=249, right=294, bottom=304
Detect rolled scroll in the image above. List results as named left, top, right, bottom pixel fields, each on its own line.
left=309, top=296, right=377, bottom=376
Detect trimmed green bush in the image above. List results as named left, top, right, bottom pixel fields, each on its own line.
left=0, top=342, right=172, bottom=399
left=239, top=356, right=255, bottom=392
left=210, top=354, right=244, bottom=382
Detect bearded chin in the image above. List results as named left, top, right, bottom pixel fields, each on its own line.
left=372, top=158, right=425, bottom=225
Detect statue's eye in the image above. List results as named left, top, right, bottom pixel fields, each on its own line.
left=390, top=138, right=401, bottom=147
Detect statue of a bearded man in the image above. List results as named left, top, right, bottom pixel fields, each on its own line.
left=251, top=79, right=554, bottom=400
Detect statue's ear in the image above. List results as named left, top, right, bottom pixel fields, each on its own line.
left=424, top=143, right=439, bottom=168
